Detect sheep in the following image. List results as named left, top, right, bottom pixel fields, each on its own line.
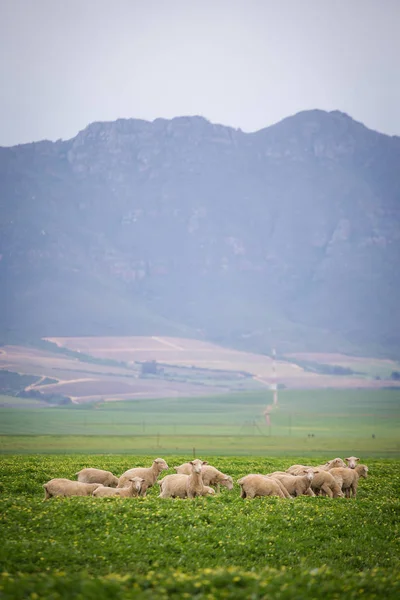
left=186, top=459, right=210, bottom=499
left=266, top=471, right=314, bottom=497
left=318, top=458, right=347, bottom=470
left=286, top=458, right=346, bottom=476
left=268, top=471, right=315, bottom=497
left=118, top=458, right=169, bottom=496
left=75, top=468, right=119, bottom=487
left=174, top=462, right=233, bottom=492
left=329, top=464, right=368, bottom=498
left=345, top=456, right=360, bottom=469
left=93, top=477, right=145, bottom=498
left=43, top=478, right=103, bottom=500
left=282, top=467, right=343, bottom=498
left=237, top=474, right=286, bottom=499
left=158, top=474, right=215, bottom=499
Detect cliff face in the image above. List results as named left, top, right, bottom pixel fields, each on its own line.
left=1, top=110, right=399, bottom=356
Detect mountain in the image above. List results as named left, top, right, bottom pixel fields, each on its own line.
left=1, top=110, right=400, bottom=357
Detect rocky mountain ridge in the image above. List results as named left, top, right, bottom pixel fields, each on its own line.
left=1, top=110, right=399, bottom=356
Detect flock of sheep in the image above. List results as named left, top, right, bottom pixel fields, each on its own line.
left=43, top=455, right=368, bottom=500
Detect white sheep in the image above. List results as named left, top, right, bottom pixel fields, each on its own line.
left=43, top=478, right=103, bottom=500
left=344, top=456, right=360, bottom=469
left=75, top=468, right=119, bottom=487
left=174, top=462, right=233, bottom=492
left=266, top=471, right=314, bottom=497
left=118, top=458, right=169, bottom=496
left=93, top=477, right=145, bottom=498
left=186, top=459, right=211, bottom=499
left=268, top=471, right=315, bottom=497
left=158, top=474, right=215, bottom=499
left=286, top=458, right=346, bottom=476
left=329, top=464, right=368, bottom=498
left=237, top=474, right=286, bottom=499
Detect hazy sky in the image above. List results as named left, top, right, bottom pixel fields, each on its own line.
left=1, top=0, right=399, bottom=146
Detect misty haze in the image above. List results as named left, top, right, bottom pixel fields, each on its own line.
left=1, top=1, right=399, bottom=598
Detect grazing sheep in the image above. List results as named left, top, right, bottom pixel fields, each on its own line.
left=266, top=471, right=313, bottom=497
left=118, top=458, right=169, bottom=496
left=174, top=463, right=233, bottom=492
left=158, top=474, right=215, bottom=499
left=75, top=468, right=119, bottom=487
left=329, top=464, right=368, bottom=498
left=345, top=456, right=360, bottom=469
left=269, top=471, right=315, bottom=497
left=310, top=470, right=344, bottom=497
left=93, top=477, right=145, bottom=498
left=237, top=474, right=286, bottom=499
left=43, top=479, right=103, bottom=500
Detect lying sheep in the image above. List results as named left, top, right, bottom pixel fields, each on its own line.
left=269, top=471, right=315, bottom=497
left=286, top=458, right=346, bottom=476
left=118, top=458, right=169, bottom=496
left=75, top=468, right=119, bottom=487
left=93, top=477, right=145, bottom=498
left=318, top=458, right=347, bottom=470
left=237, top=474, right=286, bottom=499
left=174, top=463, right=233, bottom=492
left=329, top=464, right=368, bottom=498
left=345, top=456, right=360, bottom=469
left=158, top=474, right=215, bottom=499
left=43, top=479, right=103, bottom=500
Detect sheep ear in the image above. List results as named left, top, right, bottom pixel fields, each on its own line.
left=189, top=461, right=194, bottom=465
left=202, top=461, right=208, bottom=465
left=174, top=467, right=179, bottom=472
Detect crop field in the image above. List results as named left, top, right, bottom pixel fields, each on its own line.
left=0, top=454, right=399, bottom=599
left=1, top=389, right=399, bottom=456
left=285, top=352, right=400, bottom=379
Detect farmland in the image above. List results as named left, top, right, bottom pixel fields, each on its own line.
left=1, top=389, right=399, bottom=456
left=0, top=454, right=399, bottom=599
left=2, top=337, right=400, bottom=405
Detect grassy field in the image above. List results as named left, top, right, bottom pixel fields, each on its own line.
left=0, top=454, right=398, bottom=599
left=1, top=389, right=399, bottom=456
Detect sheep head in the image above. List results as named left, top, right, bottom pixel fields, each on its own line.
left=190, top=459, right=208, bottom=474
left=221, top=476, right=233, bottom=490
left=356, top=465, right=368, bottom=478
left=129, top=477, right=146, bottom=492
left=154, top=458, right=169, bottom=472
left=345, top=456, right=360, bottom=469
left=305, top=469, right=315, bottom=481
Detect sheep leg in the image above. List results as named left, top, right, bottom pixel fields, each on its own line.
left=351, top=482, right=358, bottom=498
left=321, top=484, right=333, bottom=498
left=43, top=486, right=51, bottom=501
left=305, top=488, right=315, bottom=497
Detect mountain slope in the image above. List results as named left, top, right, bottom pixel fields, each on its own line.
left=1, top=110, right=399, bottom=356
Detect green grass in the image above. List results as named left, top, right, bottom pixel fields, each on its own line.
left=1, top=389, right=399, bottom=456
left=0, top=454, right=399, bottom=599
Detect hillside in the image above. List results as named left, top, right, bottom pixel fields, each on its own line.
left=1, top=110, right=400, bottom=356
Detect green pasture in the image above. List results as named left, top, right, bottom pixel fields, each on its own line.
left=0, top=454, right=399, bottom=599
left=0, top=389, right=399, bottom=455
